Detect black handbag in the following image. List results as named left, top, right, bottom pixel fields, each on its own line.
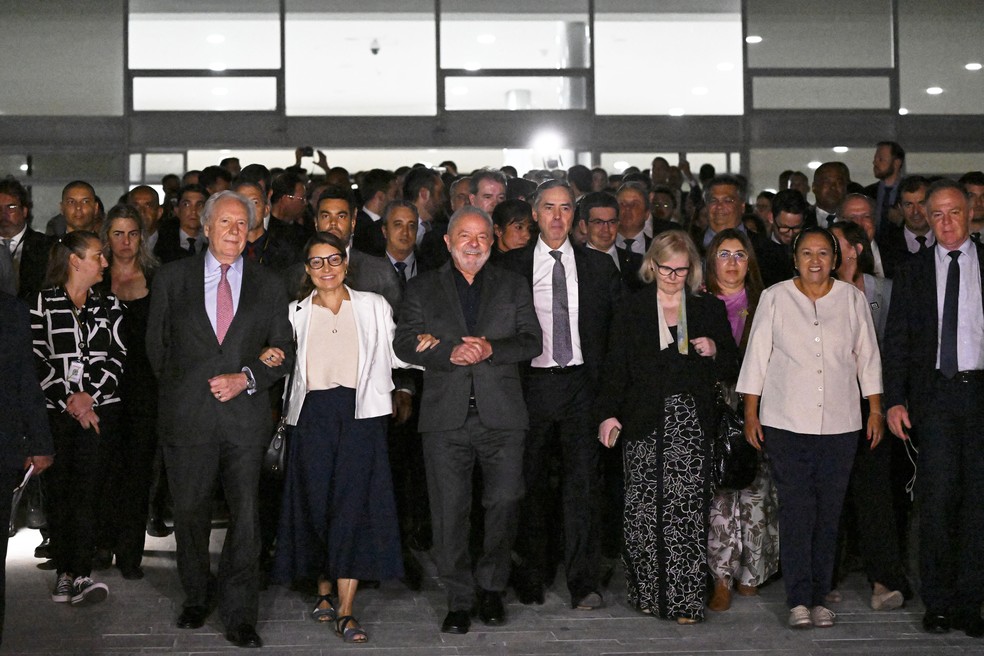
left=711, top=384, right=758, bottom=491
left=263, top=374, right=292, bottom=480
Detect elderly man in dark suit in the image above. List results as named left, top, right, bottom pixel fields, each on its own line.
left=147, top=190, right=294, bottom=649
left=500, top=180, right=622, bottom=611
left=394, top=206, right=541, bottom=634
left=0, top=291, right=53, bottom=647
left=884, top=179, right=984, bottom=638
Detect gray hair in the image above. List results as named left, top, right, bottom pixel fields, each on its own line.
left=201, top=190, right=257, bottom=232
left=838, top=192, right=875, bottom=217
left=531, top=178, right=575, bottom=211
left=447, top=205, right=493, bottom=235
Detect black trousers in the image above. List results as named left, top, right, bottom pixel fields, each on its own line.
left=422, top=411, right=524, bottom=611
left=0, top=465, right=20, bottom=647
left=164, top=433, right=263, bottom=630
left=47, top=406, right=119, bottom=578
left=916, top=375, right=984, bottom=617
left=515, top=369, right=600, bottom=602
left=111, top=406, right=159, bottom=571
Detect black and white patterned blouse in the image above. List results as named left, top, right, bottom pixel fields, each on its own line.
left=30, top=286, right=126, bottom=411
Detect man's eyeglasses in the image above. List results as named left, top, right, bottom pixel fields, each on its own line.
left=587, top=218, right=619, bottom=228
left=776, top=223, right=804, bottom=234
left=306, top=254, right=345, bottom=269
left=655, top=264, right=690, bottom=279
left=715, top=250, right=748, bottom=263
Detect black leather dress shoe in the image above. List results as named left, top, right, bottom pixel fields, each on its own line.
left=441, top=610, right=471, bottom=634
left=226, top=623, right=262, bottom=648
left=177, top=606, right=208, bottom=629
left=119, top=566, right=144, bottom=580
left=34, top=538, right=51, bottom=559
left=147, top=517, right=172, bottom=538
left=922, top=611, right=950, bottom=634
left=477, top=589, right=505, bottom=625
left=953, top=611, right=984, bottom=638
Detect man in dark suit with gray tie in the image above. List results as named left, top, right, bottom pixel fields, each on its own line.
left=884, top=179, right=984, bottom=638
left=394, top=206, right=542, bottom=634
left=147, top=190, right=294, bottom=648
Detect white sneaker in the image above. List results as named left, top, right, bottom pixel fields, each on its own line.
left=70, top=576, right=108, bottom=605
left=788, top=605, right=812, bottom=628
left=51, top=573, right=73, bottom=603
left=811, top=605, right=835, bottom=628
left=871, top=589, right=904, bottom=611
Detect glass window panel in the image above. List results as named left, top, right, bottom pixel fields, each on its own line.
left=133, top=77, right=277, bottom=111
left=30, top=153, right=126, bottom=182
left=595, top=9, right=743, bottom=115
left=906, top=153, right=984, bottom=177
left=0, top=0, right=123, bottom=116
left=445, top=77, right=586, bottom=111
left=285, top=13, right=436, bottom=116
left=129, top=154, right=143, bottom=184
left=753, top=77, right=890, bottom=109
left=128, top=1, right=280, bottom=70
left=440, top=5, right=590, bottom=70
left=746, top=0, right=892, bottom=69
left=899, top=0, right=984, bottom=115
left=145, top=154, right=186, bottom=178
left=749, top=147, right=873, bottom=200
left=0, top=155, right=29, bottom=179
left=600, top=152, right=732, bottom=178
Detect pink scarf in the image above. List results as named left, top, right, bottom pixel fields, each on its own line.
left=717, top=288, right=749, bottom=347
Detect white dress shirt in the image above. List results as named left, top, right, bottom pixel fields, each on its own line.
left=531, top=236, right=583, bottom=368
left=934, top=238, right=984, bottom=371
left=903, top=227, right=934, bottom=253
left=615, top=232, right=646, bottom=256
left=386, top=251, right=418, bottom=280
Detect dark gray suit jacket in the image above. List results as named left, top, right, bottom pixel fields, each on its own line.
left=393, top=262, right=542, bottom=433
left=146, top=254, right=294, bottom=447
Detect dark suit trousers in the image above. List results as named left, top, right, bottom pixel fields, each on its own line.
left=916, top=375, right=984, bottom=616
left=515, top=369, right=600, bottom=601
left=422, top=411, right=524, bottom=611
left=47, top=407, right=119, bottom=578
left=0, top=465, right=19, bottom=647
left=164, top=431, right=263, bottom=630
left=111, top=407, right=159, bottom=571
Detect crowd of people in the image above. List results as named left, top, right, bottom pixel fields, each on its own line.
left=1, top=143, right=984, bottom=648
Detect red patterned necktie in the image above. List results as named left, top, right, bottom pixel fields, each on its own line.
left=216, top=264, right=232, bottom=344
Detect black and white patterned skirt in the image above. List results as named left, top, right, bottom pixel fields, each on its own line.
left=623, top=392, right=710, bottom=620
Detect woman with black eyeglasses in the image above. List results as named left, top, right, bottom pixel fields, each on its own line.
left=703, top=229, right=779, bottom=612
left=262, top=232, right=416, bottom=644
left=596, top=230, right=738, bottom=624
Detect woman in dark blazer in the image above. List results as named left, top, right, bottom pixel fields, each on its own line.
left=597, top=230, right=738, bottom=624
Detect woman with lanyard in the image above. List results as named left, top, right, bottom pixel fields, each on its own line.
left=30, top=230, right=125, bottom=606
left=597, top=230, right=738, bottom=624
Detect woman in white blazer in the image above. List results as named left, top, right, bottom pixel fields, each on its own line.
left=264, top=232, right=415, bottom=644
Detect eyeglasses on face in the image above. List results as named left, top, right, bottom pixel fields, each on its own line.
left=587, top=218, right=619, bottom=228
left=306, top=253, right=345, bottom=269
left=655, top=264, right=690, bottom=279
left=715, top=250, right=748, bottom=262
left=776, top=223, right=804, bottom=234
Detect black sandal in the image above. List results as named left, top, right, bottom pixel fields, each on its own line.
left=335, top=615, right=368, bottom=643
left=311, top=594, right=336, bottom=622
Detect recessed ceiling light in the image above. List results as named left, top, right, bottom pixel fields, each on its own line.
left=808, top=161, right=822, bottom=170
left=209, top=62, right=227, bottom=72
left=898, top=107, right=909, bottom=115
left=450, top=86, right=469, bottom=96
left=745, top=35, right=763, bottom=44
left=477, top=34, right=496, bottom=45
left=212, top=87, right=228, bottom=96
left=833, top=146, right=849, bottom=153
left=19, top=163, right=28, bottom=171
left=716, top=62, right=734, bottom=72
left=613, top=160, right=630, bottom=172
left=691, top=86, right=709, bottom=96
left=926, top=86, right=943, bottom=95
left=966, top=62, right=982, bottom=71
left=668, top=107, right=685, bottom=116
left=206, top=34, right=225, bottom=45
left=464, top=62, right=481, bottom=72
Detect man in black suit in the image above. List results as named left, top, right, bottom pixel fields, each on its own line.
left=701, top=175, right=790, bottom=286
left=234, top=180, right=298, bottom=274
left=810, top=162, right=850, bottom=228
left=352, top=168, right=398, bottom=257
left=0, top=291, right=53, bottom=647
left=500, top=180, right=621, bottom=611
left=884, top=179, right=984, bottom=638
left=579, top=190, right=646, bottom=291
left=0, top=178, right=49, bottom=299
left=153, top=184, right=209, bottom=264
left=393, top=206, right=541, bottom=634
left=615, top=182, right=653, bottom=257
left=147, top=190, right=294, bottom=648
